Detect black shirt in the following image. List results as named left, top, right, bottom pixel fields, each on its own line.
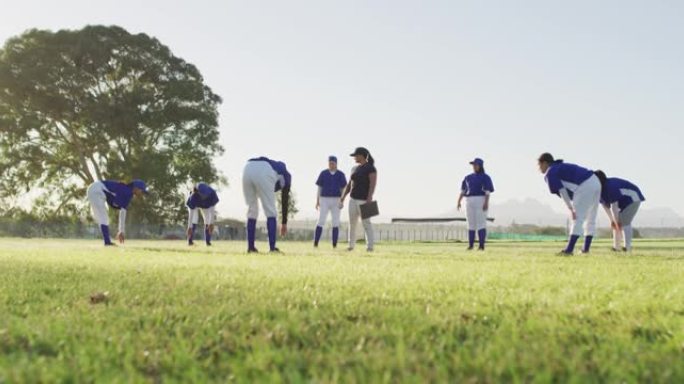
left=350, top=163, right=377, bottom=200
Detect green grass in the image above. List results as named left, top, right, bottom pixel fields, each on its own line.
left=1, top=238, right=683, bottom=383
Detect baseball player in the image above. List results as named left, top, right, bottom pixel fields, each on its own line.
left=86, top=179, right=149, bottom=245
left=457, top=158, right=494, bottom=250
left=186, top=182, right=220, bottom=246
left=242, top=157, right=291, bottom=253
left=340, top=147, right=377, bottom=252
left=538, top=153, right=601, bottom=255
left=314, top=156, right=348, bottom=248
left=594, top=170, right=646, bottom=252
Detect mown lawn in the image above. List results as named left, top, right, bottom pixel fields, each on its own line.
left=0, top=238, right=683, bottom=383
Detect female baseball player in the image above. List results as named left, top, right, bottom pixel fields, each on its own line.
left=594, top=170, right=646, bottom=252
left=86, top=179, right=149, bottom=245
left=242, top=157, right=291, bottom=253
left=538, top=153, right=601, bottom=255
left=457, top=158, right=494, bottom=250
left=186, top=182, right=220, bottom=246
left=314, top=156, right=348, bottom=248
left=340, top=147, right=377, bottom=252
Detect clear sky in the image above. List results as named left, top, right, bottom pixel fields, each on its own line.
left=1, top=0, right=682, bottom=221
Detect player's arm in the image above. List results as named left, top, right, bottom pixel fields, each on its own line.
left=483, top=177, right=493, bottom=211
left=611, top=203, right=621, bottom=228
left=316, top=187, right=322, bottom=210
left=457, top=192, right=465, bottom=210
left=340, top=180, right=352, bottom=203
left=602, top=204, right=616, bottom=228
left=558, top=188, right=575, bottom=218
left=280, top=185, right=290, bottom=236
left=367, top=172, right=377, bottom=203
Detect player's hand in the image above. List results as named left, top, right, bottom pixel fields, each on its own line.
left=280, top=224, right=288, bottom=237
left=366, top=197, right=373, bottom=204
left=315, top=202, right=320, bottom=210
left=457, top=202, right=462, bottom=211
left=616, top=221, right=623, bottom=230
left=338, top=201, right=344, bottom=209
left=570, top=210, right=577, bottom=220
left=611, top=221, right=618, bottom=230
left=483, top=202, right=489, bottom=211
left=116, top=231, right=125, bottom=244
left=186, top=227, right=193, bottom=238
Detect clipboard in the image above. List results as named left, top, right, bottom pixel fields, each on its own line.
left=360, top=201, right=379, bottom=219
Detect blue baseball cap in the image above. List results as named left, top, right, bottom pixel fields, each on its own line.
left=131, top=179, right=149, bottom=194
left=328, top=155, right=338, bottom=163
left=469, top=158, right=484, bottom=166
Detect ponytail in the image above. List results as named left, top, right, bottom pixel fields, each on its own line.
left=367, top=153, right=375, bottom=165
left=594, top=170, right=607, bottom=189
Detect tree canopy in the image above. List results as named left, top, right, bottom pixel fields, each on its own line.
left=0, top=25, right=224, bottom=224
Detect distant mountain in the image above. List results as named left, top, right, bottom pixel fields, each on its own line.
left=441, top=199, right=684, bottom=228
left=441, top=198, right=568, bottom=226
left=633, top=207, right=684, bottom=228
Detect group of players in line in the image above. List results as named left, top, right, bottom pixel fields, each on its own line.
left=86, top=150, right=645, bottom=255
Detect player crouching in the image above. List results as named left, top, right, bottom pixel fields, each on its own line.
left=87, top=179, right=149, bottom=246
left=186, top=182, right=220, bottom=246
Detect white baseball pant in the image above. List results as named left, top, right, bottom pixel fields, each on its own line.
left=242, top=161, right=278, bottom=220
left=188, top=206, right=217, bottom=227
left=465, top=195, right=488, bottom=231
left=317, top=197, right=341, bottom=227
left=348, top=198, right=374, bottom=250
left=571, top=174, right=601, bottom=236
left=612, top=201, right=641, bottom=251
left=87, top=181, right=109, bottom=226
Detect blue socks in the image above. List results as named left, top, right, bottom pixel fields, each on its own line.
left=332, top=227, right=340, bottom=248
left=582, top=236, right=593, bottom=252
left=247, top=219, right=257, bottom=250
left=468, top=230, right=476, bottom=248
left=188, top=224, right=197, bottom=245
left=205, top=226, right=212, bottom=245
left=267, top=217, right=277, bottom=251
left=100, top=225, right=112, bottom=245
left=565, top=235, right=580, bottom=253
left=314, top=226, right=323, bottom=246
left=478, top=229, right=487, bottom=249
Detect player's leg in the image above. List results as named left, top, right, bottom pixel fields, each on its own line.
left=612, top=226, right=623, bottom=250
left=362, top=214, right=375, bottom=251
left=331, top=198, right=342, bottom=248
left=188, top=207, right=199, bottom=245
left=87, top=182, right=113, bottom=246
left=581, top=177, right=601, bottom=252
left=465, top=197, right=477, bottom=250
left=314, top=198, right=330, bottom=247
left=475, top=197, right=487, bottom=250
left=348, top=199, right=361, bottom=250
left=256, top=168, right=279, bottom=252
left=620, top=201, right=641, bottom=251
left=242, top=165, right=260, bottom=252
left=202, top=206, right=216, bottom=245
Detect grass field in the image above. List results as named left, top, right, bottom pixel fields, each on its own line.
left=1, top=238, right=683, bottom=383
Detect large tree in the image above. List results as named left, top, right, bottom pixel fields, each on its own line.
left=0, top=25, right=224, bottom=224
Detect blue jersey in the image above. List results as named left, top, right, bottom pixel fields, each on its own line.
left=101, top=180, right=134, bottom=210
left=250, top=157, right=292, bottom=191
left=316, top=170, right=347, bottom=197
left=545, top=161, right=593, bottom=196
left=601, top=178, right=645, bottom=211
left=461, top=173, right=494, bottom=197
left=187, top=183, right=219, bottom=209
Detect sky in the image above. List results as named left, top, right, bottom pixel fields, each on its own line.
left=1, top=0, right=683, bottom=222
